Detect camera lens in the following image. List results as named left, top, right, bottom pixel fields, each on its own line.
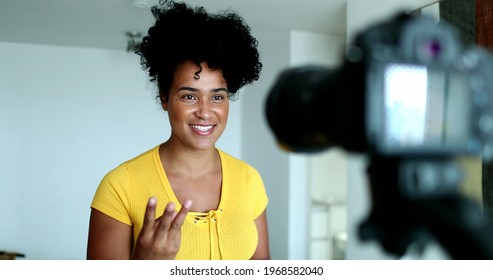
left=265, top=66, right=334, bottom=153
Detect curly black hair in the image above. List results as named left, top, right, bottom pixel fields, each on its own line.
left=135, top=0, right=262, bottom=103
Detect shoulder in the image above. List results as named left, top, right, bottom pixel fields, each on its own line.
left=121, top=145, right=158, bottom=169
left=217, top=149, right=264, bottom=188
left=217, top=149, right=260, bottom=175
left=109, top=146, right=158, bottom=173
left=101, top=145, right=159, bottom=185
left=92, top=145, right=161, bottom=221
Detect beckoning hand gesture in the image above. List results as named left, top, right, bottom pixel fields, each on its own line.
left=131, top=197, right=192, bottom=259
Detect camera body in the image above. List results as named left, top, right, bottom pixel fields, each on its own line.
left=266, top=13, right=493, bottom=160
left=364, top=15, right=493, bottom=159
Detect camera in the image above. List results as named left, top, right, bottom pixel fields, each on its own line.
left=266, top=13, right=493, bottom=159
left=265, top=13, right=493, bottom=259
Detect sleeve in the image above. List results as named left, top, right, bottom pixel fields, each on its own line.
left=249, top=166, right=268, bottom=219
left=91, top=165, right=133, bottom=226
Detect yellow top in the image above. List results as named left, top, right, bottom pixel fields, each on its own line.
left=91, top=145, right=268, bottom=260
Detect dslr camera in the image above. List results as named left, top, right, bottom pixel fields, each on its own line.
left=266, top=13, right=493, bottom=259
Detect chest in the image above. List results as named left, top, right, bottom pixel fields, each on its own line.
left=167, top=171, right=223, bottom=213
left=176, top=210, right=258, bottom=260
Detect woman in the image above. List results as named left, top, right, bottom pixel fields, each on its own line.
left=87, top=0, right=269, bottom=260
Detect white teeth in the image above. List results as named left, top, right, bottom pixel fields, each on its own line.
left=191, top=125, right=213, bottom=132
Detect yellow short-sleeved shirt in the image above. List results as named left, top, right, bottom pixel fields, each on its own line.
left=91, top=145, right=268, bottom=260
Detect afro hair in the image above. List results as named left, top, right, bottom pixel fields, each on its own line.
left=135, top=0, right=262, bottom=103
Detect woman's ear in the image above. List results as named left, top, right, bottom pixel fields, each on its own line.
left=160, top=92, right=168, bottom=111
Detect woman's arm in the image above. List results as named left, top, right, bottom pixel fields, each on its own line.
left=250, top=210, right=270, bottom=260
left=87, top=209, right=133, bottom=259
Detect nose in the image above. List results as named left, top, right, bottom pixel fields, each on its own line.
left=195, top=99, right=212, bottom=119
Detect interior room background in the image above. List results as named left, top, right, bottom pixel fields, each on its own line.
left=1, top=0, right=484, bottom=260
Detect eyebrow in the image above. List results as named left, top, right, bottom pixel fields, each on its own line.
left=178, top=86, right=229, bottom=93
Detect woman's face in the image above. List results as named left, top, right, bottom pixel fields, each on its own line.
left=163, top=60, right=229, bottom=151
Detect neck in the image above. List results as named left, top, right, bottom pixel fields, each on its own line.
left=159, top=141, right=220, bottom=176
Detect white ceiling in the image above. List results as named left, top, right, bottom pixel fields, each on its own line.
left=0, top=0, right=347, bottom=50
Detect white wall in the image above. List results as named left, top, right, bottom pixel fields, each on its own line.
left=290, top=31, right=345, bottom=67
left=241, top=29, right=291, bottom=259
left=0, top=42, right=242, bottom=259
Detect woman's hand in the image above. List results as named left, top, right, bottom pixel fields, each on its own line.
left=131, top=197, right=192, bottom=260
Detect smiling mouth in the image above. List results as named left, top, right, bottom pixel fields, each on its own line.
left=190, top=124, right=214, bottom=132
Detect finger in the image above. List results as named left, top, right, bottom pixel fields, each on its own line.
left=155, top=202, right=177, bottom=236
left=141, top=197, right=158, bottom=236
left=168, top=200, right=192, bottom=236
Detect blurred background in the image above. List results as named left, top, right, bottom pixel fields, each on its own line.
left=1, top=0, right=485, bottom=260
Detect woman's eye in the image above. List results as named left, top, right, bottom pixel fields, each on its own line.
left=212, top=95, right=225, bottom=101
left=182, top=94, right=195, bottom=100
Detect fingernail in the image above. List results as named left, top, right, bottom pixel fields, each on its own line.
left=148, top=197, right=157, bottom=206
left=184, top=200, right=192, bottom=209
left=166, top=202, right=175, bottom=211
